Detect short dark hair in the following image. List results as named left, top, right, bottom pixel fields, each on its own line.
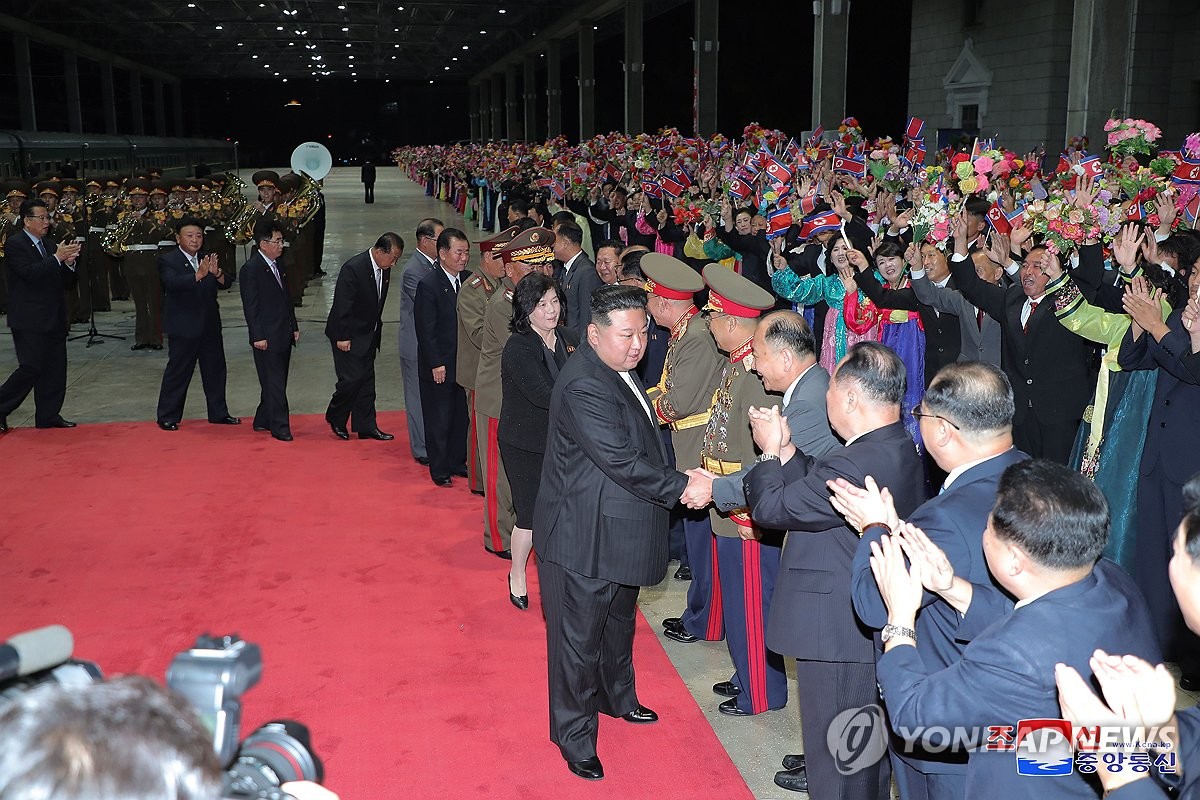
left=415, top=218, right=442, bottom=240
left=833, top=341, right=905, bottom=407
left=760, top=310, right=815, bottom=360
left=591, top=284, right=648, bottom=327
left=554, top=220, right=584, bottom=248
left=964, top=196, right=991, bottom=219
left=1183, top=472, right=1200, bottom=564
left=436, top=227, right=467, bottom=253
left=0, top=676, right=221, bottom=800
left=510, top=272, right=563, bottom=335
left=375, top=231, right=404, bottom=253
left=735, top=207, right=754, bottom=220
left=922, top=361, right=1014, bottom=438
left=596, top=239, right=622, bottom=255
left=174, top=215, right=204, bottom=235
left=508, top=199, right=530, bottom=216
left=19, top=198, right=47, bottom=222
left=989, top=459, right=1109, bottom=570
left=618, top=250, right=646, bottom=282
left=253, top=218, right=285, bottom=243
left=873, top=240, right=906, bottom=260
left=550, top=210, right=575, bottom=226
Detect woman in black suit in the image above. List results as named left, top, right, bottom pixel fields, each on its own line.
left=499, top=272, right=578, bottom=609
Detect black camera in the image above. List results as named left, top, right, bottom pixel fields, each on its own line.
left=167, top=634, right=324, bottom=799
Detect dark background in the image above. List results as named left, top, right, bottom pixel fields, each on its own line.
left=0, top=0, right=911, bottom=166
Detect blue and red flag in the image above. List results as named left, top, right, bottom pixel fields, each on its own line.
left=1006, top=202, right=1027, bottom=231
left=798, top=211, right=841, bottom=240
left=764, top=156, right=794, bottom=186
left=807, top=126, right=825, bottom=148
left=728, top=178, right=753, bottom=201
left=985, top=201, right=1012, bottom=235
left=641, top=180, right=663, bottom=200
left=1078, top=154, right=1104, bottom=179
left=905, top=117, right=925, bottom=141
left=766, top=207, right=793, bottom=239
left=784, top=138, right=802, bottom=165
left=672, top=163, right=694, bottom=189
left=659, top=175, right=686, bottom=199
left=795, top=193, right=819, bottom=216
left=832, top=156, right=866, bottom=178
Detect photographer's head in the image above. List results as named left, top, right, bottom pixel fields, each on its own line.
left=1171, top=472, right=1200, bottom=633
left=984, top=459, right=1108, bottom=599
left=0, top=675, right=221, bottom=800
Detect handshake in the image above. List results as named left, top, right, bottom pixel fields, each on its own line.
left=680, top=468, right=719, bottom=510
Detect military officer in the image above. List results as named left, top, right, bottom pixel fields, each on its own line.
left=117, top=179, right=172, bottom=350
left=0, top=181, right=31, bottom=315
left=81, top=177, right=111, bottom=312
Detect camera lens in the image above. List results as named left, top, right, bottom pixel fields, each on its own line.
left=223, top=720, right=323, bottom=797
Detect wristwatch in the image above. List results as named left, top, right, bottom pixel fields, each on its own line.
left=881, top=624, right=917, bottom=644
left=755, top=453, right=781, bottom=464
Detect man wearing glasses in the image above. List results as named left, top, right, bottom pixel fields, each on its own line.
left=0, top=198, right=81, bottom=432
left=397, top=218, right=442, bottom=464
left=239, top=219, right=299, bottom=441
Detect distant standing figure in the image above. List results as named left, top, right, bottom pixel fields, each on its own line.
left=362, top=162, right=376, bottom=204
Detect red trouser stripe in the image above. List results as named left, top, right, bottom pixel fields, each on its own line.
left=485, top=416, right=502, bottom=551
left=467, top=391, right=479, bottom=486
left=743, top=539, right=768, bottom=713
left=706, top=534, right=724, bottom=640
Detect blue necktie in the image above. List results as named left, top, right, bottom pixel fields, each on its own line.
left=36, top=239, right=48, bottom=259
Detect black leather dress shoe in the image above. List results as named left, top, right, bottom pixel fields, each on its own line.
left=490, top=549, right=512, bottom=560
left=209, top=415, right=240, bottom=425
left=0, top=418, right=9, bottom=433
left=451, top=468, right=469, bottom=478
left=674, top=565, right=693, bottom=580
left=718, top=697, right=753, bottom=716
left=774, top=766, right=808, bottom=792
left=508, top=575, right=528, bottom=610
left=329, top=422, right=350, bottom=440
left=415, top=455, right=430, bottom=465
left=1182, top=673, right=1200, bottom=692
left=662, top=618, right=700, bottom=642
left=272, top=431, right=294, bottom=442
left=781, top=754, right=806, bottom=771
left=566, top=756, right=604, bottom=780
left=130, top=343, right=148, bottom=351
left=620, top=704, right=658, bottom=724
left=157, top=421, right=179, bottom=431
left=253, top=424, right=269, bottom=432
left=358, top=429, right=394, bottom=440
left=662, top=617, right=681, bottom=629
left=712, top=681, right=740, bottom=698
left=37, top=418, right=77, bottom=429
left=433, top=477, right=453, bottom=487
left=149, top=343, right=163, bottom=350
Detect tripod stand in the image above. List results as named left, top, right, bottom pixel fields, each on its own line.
left=69, top=143, right=125, bottom=347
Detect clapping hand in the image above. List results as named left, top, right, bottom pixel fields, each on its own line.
left=55, top=240, right=82, bottom=264
left=1182, top=296, right=1200, bottom=349
left=1123, top=276, right=1166, bottom=338
left=827, top=475, right=899, bottom=534
left=868, top=534, right=923, bottom=623
left=747, top=405, right=786, bottom=456
left=896, top=522, right=955, bottom=594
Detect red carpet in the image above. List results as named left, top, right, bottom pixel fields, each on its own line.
left=0, top=412, right=753, bottom=799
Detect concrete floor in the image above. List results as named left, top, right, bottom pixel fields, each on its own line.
left=0, top=166, right=800, bottom=798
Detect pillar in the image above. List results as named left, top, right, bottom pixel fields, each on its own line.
left=172, top=82, right=184, bottom=136
left=490, top=76, right=503, bottom=140
left=15, top=33, right=36, bottom=131
left=546, top=39, right=562, bottom=139
left=153, top=79, right=167, bottom=137
left=1065, top=0, right=1138, bottom=146
left=523, top=53, right=538, bottom=143
left=478, top=80, right=491, bottom=141
left=624, top=0, right=644, bottom=134
left=505, top=62, right=522, bottom=141
left=578, top=24, right=595, bottom=139
left=64, top=52, right=83, bottom=133
left=469, top=82, right=481, bottom=142
left=693, top=0, right=718, bottom=136
left=129, top=71, right=145, bottom=136
left=100, top=62, right=118, bottom=134
left=811, top=0, right=850, bottom=131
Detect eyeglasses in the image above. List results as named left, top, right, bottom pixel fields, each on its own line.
left=25, top=215, right=49, bottom=221
left=910, top=405, right=960, bottom=430
left=262, top=238, right=285, bottom=245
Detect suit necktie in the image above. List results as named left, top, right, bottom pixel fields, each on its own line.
left=35, top=239, right=48, bottom=259
left=976, top=307, right=984, bottom=331
left=1023, top=300, right=1039, bottom=333
left=269, top=261, right=283, bottom=288
left=375, top=268, right=383, bottom=300
left=451, top=275, right=459, bottom=294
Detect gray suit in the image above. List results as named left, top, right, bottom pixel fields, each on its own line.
left=713, top=364, right=840, bottom=512
left=560, top=250, right=602, bottom=339
left=398, top=250, right=437, bottom=458
left=910, top=274, right=1002, bottom=368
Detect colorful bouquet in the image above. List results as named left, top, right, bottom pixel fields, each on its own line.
left=911, top=198, right=951, bottom=249
left=1104, top=118, right=1162, bottom=158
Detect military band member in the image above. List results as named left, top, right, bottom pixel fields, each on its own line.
left=474, top=227, right=554, bottom=557
left=103, top=176, right=129, bottom=301
left=56, top=179, right=91, bottom=325
left=0, top=181, right=31, bottom=315
left=697, top=263, right=788, bottom=717
left=81, top=178, right=111, bottom=312
left=457, top=226, right=518, bottom=495
left=642, top=254, right=729, bottom=647
left=118, top=179, right=171, bottom=350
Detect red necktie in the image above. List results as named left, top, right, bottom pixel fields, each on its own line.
left=976, top=307, right=984, bottom=331
left=1023, top=300, right=1039, bottom=333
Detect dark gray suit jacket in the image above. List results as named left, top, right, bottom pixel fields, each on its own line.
left=533, top=342, right=688, bottom=586
left=397, top=250, right=436, bottom=362
left=561, top=250, right=602, bottom=339
left=713, top=364, right=839, bottom=512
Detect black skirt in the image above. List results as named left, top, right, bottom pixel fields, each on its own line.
left=498, top=440, right=544, bottom=530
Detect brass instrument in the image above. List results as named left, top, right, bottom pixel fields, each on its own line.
left=220, top=172, right=257, bottom=245
left=102, top=210, right=137, bottom=257
left=285, top=172, right=322, bottom=230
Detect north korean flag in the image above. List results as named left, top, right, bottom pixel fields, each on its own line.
left=766, top=207, right=793, bottom=239
left=728, top=178, right=753, bottom=201
left=604, top=162, right=623, bottom=181
left=832, top=156, right=866, bottom=177
left=905, top=139, right=927, bottom=166
left=795, top=193, right=819, bottom=216
left=659, top=175, right=686, bottom=199
left=807, top=125, right=825, bottom=147
left=764, top=156, right=794, bottom=185
left=985, top=201, right=1012, bottom=235
left=1172, top=159, right=1200, bottom=185
left=784, top=138, right=802, bottom=165
left=641, top=180, right=663, bottom=199
left=905, top=117, right=925, bottom=141
left=672, top=163, right=694, bottom=189
left=1126, top=201, right=1145, bottom=221
left=1006, top=203, right=1027, bottom=231
left=798, top=211, right=841, bottom=240
left=1078, top=154, right=1104, bottom=178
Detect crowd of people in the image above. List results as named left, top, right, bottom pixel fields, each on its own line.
left=393, top=115, right=1200, bottom=797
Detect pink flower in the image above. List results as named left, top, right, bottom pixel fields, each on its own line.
left=974, top=156, right=994, bottom=173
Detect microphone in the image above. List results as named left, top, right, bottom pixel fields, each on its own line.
left=0, top=625, right=74, bottom=682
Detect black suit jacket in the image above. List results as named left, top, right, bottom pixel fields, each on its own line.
left=746, top=421, right=927, bottom=662
left=498, top=327, right=578, bottom=452
left=4, top=229, right=77, bottom=333
left=414, top=267, right=470, bottom=382
left=325, top=251, right=391, bottom=353
left=855, top=270, right=961, bottom=386
left=560, top=251, right=602, bottom=338
left=239, top=250, right=298, bottom=350
left=951, top=256, right=1095, bottom=425
left=159, top=248, right=225, bottom=339
left=533, top=342, right=688, bottom=586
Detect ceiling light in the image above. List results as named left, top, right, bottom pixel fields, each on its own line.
left=444, top=66, right=449, bottom=70
left=398, top=5, right=405, bottom=10
left=215, top=24, right=223, bottom=29
left=288, top=42, right=294, bottom=46
left=429, top=79, right=434, bottom=84
left=252, top=54, right=259, bottom=59
left=479, top=30, right=486, bottom=34
left=341, top=26, right=349, bottom=31
left=285, top=99, right=300, bottom=106
left=593, top=25, right=598, bottom=29
left=385, top=78, right=390, bottom=83
left=462, top=45, right=468, bottom=50
left=237, top=42, right=243, bottom=46
left=452, top=57, right=458, bottom=61
left=282, top=78, right=288, bottom=83
left=348, top=55, right=354, bottom=59
left=186, top=2, right=195, bottom=6
left=273, top=72, right=279, bottom=76
left=391, top=55, right=396, bottom=59
left=351, top=72, right=357, bottom=76
left=499, top=8, right=506, bottom=13
left=276, top=26, right=283, bottom=30
left=346, top=43, right=351, bottom=47
left=394, top=43, right=399, bottom=48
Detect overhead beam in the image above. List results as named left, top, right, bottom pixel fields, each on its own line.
left=471, top=0, right=626, bottom=82
left=0, top=11, right=180, bottom=84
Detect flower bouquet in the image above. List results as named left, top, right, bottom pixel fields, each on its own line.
left=1104, top=118, right=1162, bottom=158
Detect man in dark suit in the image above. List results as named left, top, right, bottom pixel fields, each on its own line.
left=154, top=217, right=238, bottom=431
left=240, top=219, right=299, bottom=441
left=361, top=161, right=376, bottom=204
left=534, top=284, right=705, bottom=781
left=414, top=228, right=471, bottom=487
left=745, top=342, right=927, bottom=800
left=869, top=460, right=1160, bottom=799
left=324, top=232, right=404, bottom=441
left=949, top=217, right=1095, bottom=463
left=829, top=361, right=1027, bottom=800
left=552, top=220, right=602, bottom=339
left=0, top=198, right=80, bottom=432
left=397, top=218, right=442, bottom=464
